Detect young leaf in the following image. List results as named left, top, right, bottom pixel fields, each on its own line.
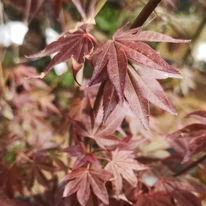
left=62, top=144, right=100, bottom=169
left=70, top=98, right=125, bottom=149
left=0, top=166, right=23, bottom=198
left=172, top=190, right=202, bottom=206
left=167, top=123, right=206, bottom=162
left=28, top=24, right=96, bottom=81
left=133, top=192, right=173, bottom=206
left=105, top=149, right=148, bottom=194
left=62, top=167, right=112, bottom=205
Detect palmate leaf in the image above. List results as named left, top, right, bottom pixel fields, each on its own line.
left=172, top=190, right=202, bottom=206
left=133, top=192, right=173, bottom=206
left=28, top=24, right=96, bottom=81
left=152, top=167, right=206, bottom=206
left=105, top=149, right=148, bottom=194
left=0, top=166, right=23, bottom=198
left=70, top=97, right=125, bottom=149
left=62, top=144, right=100, bottom=170
left=125, top=64, right=176, bottom=128
left=167, top=111, right=206, bottom=162
left=62, top=167, right=112, bottom=206
left=186, top=110, right=206, bottom=124
left=89, top=24, right=189, bottom=128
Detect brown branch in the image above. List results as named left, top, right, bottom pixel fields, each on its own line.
left=130, top=0, right=162, bottom=29
left=174, top=153, right=206, bottom=177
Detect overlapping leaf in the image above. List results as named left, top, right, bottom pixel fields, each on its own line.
left=126, top=64, right=178, bottom=128
left=89, top=24, right=189, bottom=127
left=69, top=97, right=125, bottom=149
left=152, top=167, right=206, bottom=206
left=0, top=166, right=23, bottom=198
left=62, top=144, right=100, bottom=170
left=172, top=190, right=201, bottom=206
left=133, top=192, right=173, bottom=206
left=105, top=149, right=148, bottom=194
left=28, top=24, right=96, bottom=81
left=62, top=167, right=112, bottom=205
left=167, top=110, right=206, bottom=162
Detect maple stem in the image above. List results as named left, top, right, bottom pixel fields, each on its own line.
left=174, top=154, right=206, bottom=177
left=130, top=0, right=162, bottom=29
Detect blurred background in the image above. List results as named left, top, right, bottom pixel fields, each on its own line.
left=0, top=0, right=206, bottom=204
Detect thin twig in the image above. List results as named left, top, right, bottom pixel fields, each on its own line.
left=130, top=0, right=162, bottom=29
left=174, top=154, right=206, bottom=177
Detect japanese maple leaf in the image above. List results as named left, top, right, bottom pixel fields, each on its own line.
left=0, top=199, right=28, bottom=206
left=167, top=110, right=206, bottom=162
left=28, top=24, right=96, bottom=82
left=62, top=167, right=112, bottom=206
left=105, top=149, right=148, bottom=194
left=0, top=166, right=23, bottom=198
left=70, top=97, right=125, bottom=149
left=152, top=167, right=206, bottom=206
left=31, top=175, right=77, bottom=206
left=125, top=64, right=178, bottom=128
left=133, top=192, right=173, bottom=206
left=89, top=24, right=189, bottom=128
left=171, top=190, right=202, bottom=206
left=62, top=144, right=100, bottom=170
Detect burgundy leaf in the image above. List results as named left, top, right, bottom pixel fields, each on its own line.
left=105, top=149, right=148, bottom=194
left=0, top=199, right=28, bottom=206
left=34, top=166, right=49, bottom=188
left=118, top=30, right=190, bottom=43
left=61, top=145, right=84, bottom=158
left=172, top=190, right=201, bottom=206
left=154, top=170, right=206, bottom=197
left=183, top=135, right=206, bottom=162
left=125, top=64, right=176, bottom=125
left=106, top=43, right=127, bottom=103
left=133, top=192, right=173, bottom=206
left=125, top=72, right=149, bottom=129
left=90, top=40, right=128, bottom=102
left=28, top=24, right=96, bottom=80
left=0, top=166, right=23, bottom=198
left=71, top=98, right=125, bottom=149
left=167, top=122, right=206, bottom=162
left=90, top=24, right=188, bottom=127
left=62, top=167, right=112, bottom=205
left=51, top=0, right=64, bottom=18
left=186, top=110, right=206, bottom=124
left=73, top=153, right=100, bottom=170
